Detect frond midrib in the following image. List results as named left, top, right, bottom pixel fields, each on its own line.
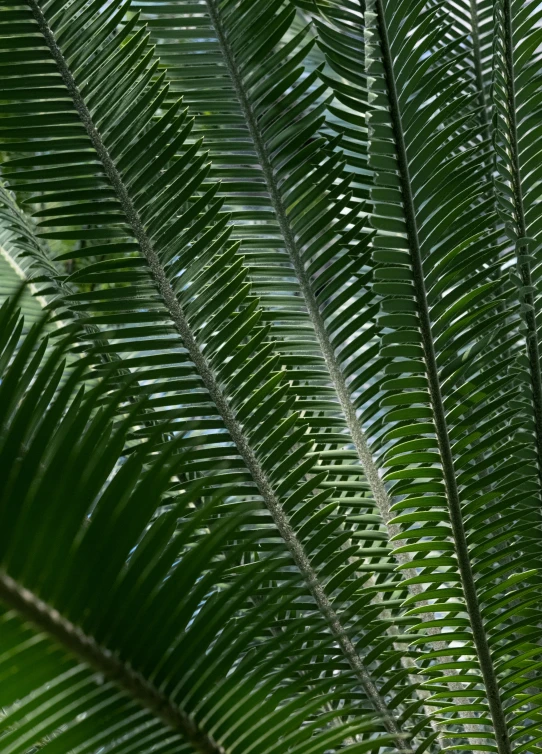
left=372, top=1, right=512, bottom=751
left=500, top=0, right=542, bottom=495
left=0, top=182, right=63, bottom=320
left=0, top=571, right=225, bottom=754
left=0, top=182, right=141, bottom=383
left=203, top=0, right=399, bottom=550
left=26, top=1, right=406, bottom=744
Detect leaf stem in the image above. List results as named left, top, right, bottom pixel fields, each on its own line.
left=373, top=2, right=512, bottom=752
left=27, top=0, right=406, bottom=745
left=0, top=571, right=225, bottom=754
left=501, top=0, right=542, bottom=494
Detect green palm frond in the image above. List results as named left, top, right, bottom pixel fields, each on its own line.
left=0, top=183, right=64, bottom=320
left=365, top=0, right=541, bottom=750
left=2, top=0, right=542, bottom=752
left=131, top=1, right=405, bottom=619
left=444, top=0, right=494, bottom=140
left=310, top=1, right=372, bottom=206
left=0, top=1, right=425, bottom=747
left=302, top=9, right=515, bottom=741
left=493, top=0, right=542, bottom=494
left=0, top=250, right=42, bottom=323
left=0, top=183, right=136, bottom=379
left=132, top=0, right=372, bottom=455
left=0, top=298, right=395, bottom=754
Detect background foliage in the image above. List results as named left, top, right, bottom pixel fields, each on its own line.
left=0, top=1, right=541, bottom=752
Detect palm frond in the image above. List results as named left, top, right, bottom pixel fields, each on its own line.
left=132, top=0, right=378, bottom=473
left=2, top=1, right=542, bottom=751
left=0, top=2, right=422, bottom=746
left=131, top=0, right=408, bottom=630
left=365, top=0, right=542, bottom=749
left=493, top=0, right=542, bottom=496
left=445, top=0, right=494, bottom=140
left=0, top=182, right=65, bottom=321
left=0, top=298, right=396, bottom=754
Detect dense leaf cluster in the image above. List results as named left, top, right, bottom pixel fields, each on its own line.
left=0, top=1, right=541, bottom=753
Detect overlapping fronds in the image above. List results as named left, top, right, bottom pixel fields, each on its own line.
left=131, top=2, right=408, bottom=625
left=0, top=297, right=398, bottom=754
left=2, top=0, right=542, bottom=752
left=365, top=0, right=542, bottom=749
left=132, top=0, right=380, bottom=474
left=0, top=1, right=433, bottom=748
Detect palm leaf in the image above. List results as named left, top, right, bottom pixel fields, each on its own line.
left=297, top=7, right=499, bottom=739
left=0, top=297, right=397, bottom=754
left=0, top=251, right=43, bottom=323
left=129, top=1, right=417, bottom=677
left=0, top=2, right=424, bottom=747
left=493, top=0, right=542, bottom=498
left=0, top=183, right=64, bottom=322
left=2, top=1, right=542, bottom=751
left=444, top=0, right=494, bottom=141
left=365, top=0, right=541, bottom=749
left=131, top=0, right=383, bottom=507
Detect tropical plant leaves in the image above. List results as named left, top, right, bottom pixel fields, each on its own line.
left=365, top=0, right=542, bottom=749
left=0, top=298, right=399, bottom=754
left=0, top=2, right=429, bottom=748
left=1, top=0, right=542, bottom=752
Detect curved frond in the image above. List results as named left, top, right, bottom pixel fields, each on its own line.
left=0, top=2, right=422, bottom=747
left=0, top=182, right=65, bottom=320
left=131, top=0, right=414, bottom=639
left=493, top=0, right=542, bottom=496
left=365, top=0, right=542, bottom=749
left=2, top=2, right=542, bottom=751
left=0, top=299, right=391, bottom=754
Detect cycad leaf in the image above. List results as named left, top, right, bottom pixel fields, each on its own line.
left=0, top=301, right=394, bottom=754
left=132, top=0, right=379, bottom=481
left=493, top=0, right=542, bottom=497
left=365, top=0, right=541, bottom=749
left=130, top=0, right=413, bottom=648
left=0, top=182, right=66, bottom=322
left=443, top=0, right=493, bottom=141
left=0, top=2, right=417, bottom=747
